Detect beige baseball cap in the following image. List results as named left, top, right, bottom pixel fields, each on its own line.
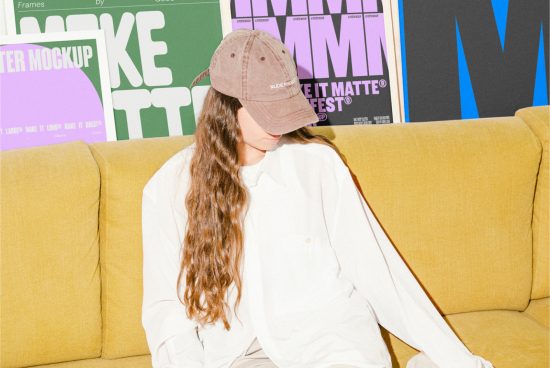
left=190, top=29, right=319, bottom=135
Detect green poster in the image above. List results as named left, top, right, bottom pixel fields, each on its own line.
left=6, top=0, right=224, bottom=139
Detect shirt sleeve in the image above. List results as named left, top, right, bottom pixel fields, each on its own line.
left=321, top=148, right=494, bottom=368
left=141, top=188, right=205, bottom=368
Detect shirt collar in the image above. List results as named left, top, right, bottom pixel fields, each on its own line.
left=188, top=140, right=287, bottom=188
left=245, top=140, right=286, bottom=188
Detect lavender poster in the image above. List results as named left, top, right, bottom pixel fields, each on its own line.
left=228, top=0, right=402, bottom=125
left=0, top=31, right=115, bottom=151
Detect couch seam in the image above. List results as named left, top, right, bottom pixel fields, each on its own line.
left=88, top=144, right=109, bottom=358
left=515, top=109, right=546, bottom=301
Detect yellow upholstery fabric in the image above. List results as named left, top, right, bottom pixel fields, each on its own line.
left=1, top=142, right=102, bottom=367
left=383, top=310, right=549, bottom=367
left=88, top=136, right=195, bottom=358
left=515, top=105, right=550, bottom=300
left=29, top=355, right=152, bottom=368
left=311, top=116, right=540, bottom=314
left=524, top=296, right=550, bottom=328
left=1, top=106, right=548, bottom=368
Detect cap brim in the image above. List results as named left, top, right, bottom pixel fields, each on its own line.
left=238, top=91, right=319, bottom=135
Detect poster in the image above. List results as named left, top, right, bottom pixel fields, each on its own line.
left=387, top=0, right=549, bottom=122
left=5, top=0, right=225, bottom=139
left=228, top=0, right=403, bottom=125
left=0, top=30, right=115, bottom=151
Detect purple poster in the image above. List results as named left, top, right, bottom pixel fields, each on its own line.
left=0, top=30, right=115, bottom=151
left=230, top=0, right=402, bottom=125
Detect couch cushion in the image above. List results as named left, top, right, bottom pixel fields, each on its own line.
left=382, top=310, right=549, bottom=367
left=523, top=296, right=550, bottom=328
left=311, top=115, right=540, bottom=314
left=515, top=105, right=549, bottom=300
left=30, top=354, right=152, bottom=368
left=89, top=136, right=194, bottom=358
left=1, top=141, right=102, bottom=366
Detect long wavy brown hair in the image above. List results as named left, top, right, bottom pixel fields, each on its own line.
left=176, top=86, right=347, bottom=331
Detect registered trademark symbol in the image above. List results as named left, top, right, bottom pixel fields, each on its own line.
left=379, top=79, right=387, bottom=88
left=344, top=96, right=353, bottom=105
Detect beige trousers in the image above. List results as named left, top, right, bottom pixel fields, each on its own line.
left=405, top=352, right=440, bottom=368
left=228, top=337, right=358, bottom=368
left=228, top=337, right=440, bottom=368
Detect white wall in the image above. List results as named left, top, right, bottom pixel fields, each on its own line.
left=0, top=0, right=6, bottom=35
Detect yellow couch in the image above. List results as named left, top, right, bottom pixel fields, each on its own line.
left=1, top=105, right=548, bottom=368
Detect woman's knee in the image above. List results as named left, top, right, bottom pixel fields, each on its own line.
left=406, top=352, right=440, bottom=368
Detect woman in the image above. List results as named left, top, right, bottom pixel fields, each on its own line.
left=141, top=29, right=495, bottom=368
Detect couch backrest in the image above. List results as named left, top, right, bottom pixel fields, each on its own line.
left=312, top=114, right=542, bottom=315
left=515, top=105, right=549, bottom=300
left=89, top=136, right=195, bottom=359
left=1, top=141, right=102, bottom=367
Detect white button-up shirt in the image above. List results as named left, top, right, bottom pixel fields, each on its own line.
left=141, top=138, right=495, bottom=368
